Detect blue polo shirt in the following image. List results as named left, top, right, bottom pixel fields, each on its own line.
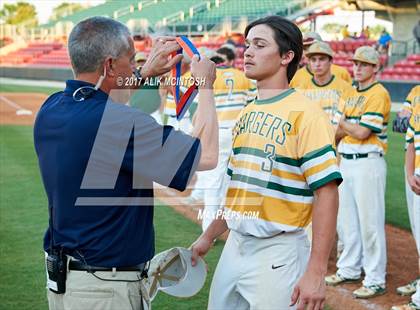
left=34, top=80, right=201, bottom=267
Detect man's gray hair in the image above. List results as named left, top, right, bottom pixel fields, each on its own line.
left=68, top=17, right=131, bottom=75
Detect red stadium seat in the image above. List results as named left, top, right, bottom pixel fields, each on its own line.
left=329, top=41, right=338, bottom=52
left=407, top=54, right=420, bottom=61
left=379, top=74, right=392, bottom=80
left=391, top=74, right=402, bottom=80
left=335, top=41, right=344, bottom=52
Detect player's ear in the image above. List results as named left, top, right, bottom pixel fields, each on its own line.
left=281, top=50, right=295, bottom=65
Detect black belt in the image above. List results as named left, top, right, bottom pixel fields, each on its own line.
left=340, top=153, right=383, bottom=160
left=69, top=260, right=146, bottom=272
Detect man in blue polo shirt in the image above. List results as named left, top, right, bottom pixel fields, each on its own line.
left=34, top=17, right=218, bottom=310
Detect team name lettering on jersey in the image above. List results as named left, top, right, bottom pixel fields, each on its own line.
left=233, top=111, right=292, bottom=146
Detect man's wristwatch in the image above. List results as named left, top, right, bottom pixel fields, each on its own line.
left=134, top=66, right=142, bottom=81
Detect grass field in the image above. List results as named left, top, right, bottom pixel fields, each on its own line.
left=0, top=83, right=411, bottom=309
left=0, top=83, right=62, bottom=96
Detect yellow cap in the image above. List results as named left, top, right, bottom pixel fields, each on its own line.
left=351, top=46, right=379, bottom=65
left=306, top=41, right=333, bottom=58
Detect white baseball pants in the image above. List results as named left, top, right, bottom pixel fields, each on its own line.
left=405, top=171, right=420, bottom=256
left=336, top=156, right=387, bottom=287
left=208, top=230, right=310, bottom=310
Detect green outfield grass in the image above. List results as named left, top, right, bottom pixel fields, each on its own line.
left=0, top=84, right=411, bottom=309
left=0, top=83, right=62, bottom=96
left=385, top=125, right=409, bottom=229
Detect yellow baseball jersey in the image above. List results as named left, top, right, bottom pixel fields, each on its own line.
left=290, top=64, right=352, bottom=88
left=225, top=88, right=342, bottom=237
left=295, top=75, right=355, bottom=123
left=401, top=85, right=420, bottom=114
left=213, top=66, right=256, bottom=129
left=406, top=102, right=420, bottom=176
left=336, top=82, right=391, bottom=154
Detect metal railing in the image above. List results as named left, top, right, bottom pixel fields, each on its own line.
left=114, top=5, right=135, bottom=19
left=391, top=39, right=419, bottom=56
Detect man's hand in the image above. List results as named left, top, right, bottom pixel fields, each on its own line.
left=408, top=174, right=420, bottom=195
left=398, top=109, right=412, bottom=118
left=190, top=234, right=213, bottom=267
left=290, top=268, right=326, bottom=310
left=190, top=55, right=216, bottom=88
left=140, top=37, right=183, bottom=78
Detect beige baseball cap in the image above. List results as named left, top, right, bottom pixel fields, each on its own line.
left=305, top=41, right=333, bottom=58
left=351, top=46, right=379, bottom=65
left=145, top=247, right=207, bottom=301
left=303, top=31, right=322, bottom=46
left=135, top=52, right=147, bottom=62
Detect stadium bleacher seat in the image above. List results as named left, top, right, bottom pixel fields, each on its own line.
left=173, top=0, right=301, bottom=31
left=380, top=54, right=420, bottom=81
left=0, top=42, right=69, bottom=67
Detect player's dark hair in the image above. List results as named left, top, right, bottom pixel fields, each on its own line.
left=245, top=16, right=303, bottom=82
left=217, top=47, right=236, bottom=61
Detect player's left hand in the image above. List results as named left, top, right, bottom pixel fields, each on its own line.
left=290, top=268, right=326, bottom=310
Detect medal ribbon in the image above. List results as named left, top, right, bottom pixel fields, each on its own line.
left=171, top=36, right=200, bottom=120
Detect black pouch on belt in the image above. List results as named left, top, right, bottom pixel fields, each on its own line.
left=46, top=249, right=67, bottom=294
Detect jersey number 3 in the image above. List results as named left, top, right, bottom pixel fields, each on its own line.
left=261, top=144, right=276, bottom=172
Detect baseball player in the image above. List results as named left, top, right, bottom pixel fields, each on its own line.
left=295, top=41, right=355, bottom=123
left=393, top=86, right=420, bottom=309
left=293, top=41, right=354, bottom=254
left=190, top=16, right=342, bottom=310
left=326, top=46, right=391, bottom=299
left=290, top=32, right=352, bottom=89
left=200, top=46, right=256, bottom=231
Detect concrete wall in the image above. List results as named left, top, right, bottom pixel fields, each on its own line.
left=390, top=13, right=418, bottom=42
left=380, top=79, right=418, bottom=102
left=0, top=66, right=73, bottom=81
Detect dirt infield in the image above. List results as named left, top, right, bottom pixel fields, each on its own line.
left=0, top=92, right=47, bottom=125
left=2, top=91, right=416, bottom=309
left=156, top=186, right=417, bottom=310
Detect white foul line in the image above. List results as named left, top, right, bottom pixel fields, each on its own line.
left=0, top=95, right=33, bottom=115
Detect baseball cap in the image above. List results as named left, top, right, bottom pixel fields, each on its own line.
left=351, top=46, right=379, bottom=65
left=303, top=31, right=322, bottom=46
left=305, top=41, right=333, bottom=58
left=197, top=47, right=216, bottom=59
left=135, top=52, right=147, bottom=63
left=221, top=43, right=236, bottom=53
left=145, top=247, right=207, bottom=301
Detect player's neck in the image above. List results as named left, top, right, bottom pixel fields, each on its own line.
left=358, top=75, right=376, bottom=90
left=313, top=72, right=333, bottom=86
left=256, top=73, right=289, bottom=101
